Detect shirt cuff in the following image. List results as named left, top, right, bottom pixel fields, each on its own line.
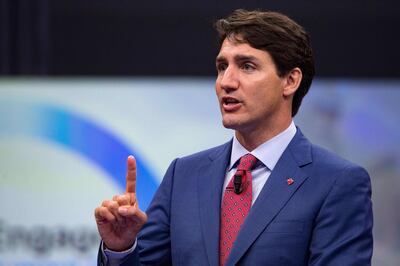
left=101, top=240, right=137, bottom=266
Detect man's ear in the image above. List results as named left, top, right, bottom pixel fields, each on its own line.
left=283, top=67, right=302, bottom=97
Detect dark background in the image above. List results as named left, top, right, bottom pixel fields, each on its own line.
left=1, top=0, right=399, bottom=77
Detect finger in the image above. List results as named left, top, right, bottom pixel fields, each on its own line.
left=101, top=199, right=115, bottom=208
left=125, top=155, right=137, bottom=193
left=95, top=207, right=116, bottom=223
left=102, top=200, right=122, bottom=220
left=112, top=194, right=130, bottom=206
left=118, top=204, right=147, bottom=222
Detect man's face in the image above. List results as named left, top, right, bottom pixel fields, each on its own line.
left=215, top=37, right=288, bottom=135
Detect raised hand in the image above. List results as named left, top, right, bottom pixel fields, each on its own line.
left=94, top=155, right=148, bottom=251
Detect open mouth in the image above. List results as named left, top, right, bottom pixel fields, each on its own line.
left=222, top=97, right=241, bottom=111
left=223, top=97, right=240, bottom=105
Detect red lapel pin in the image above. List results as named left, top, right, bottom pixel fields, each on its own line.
left=287, top=178, right=294, bottom=185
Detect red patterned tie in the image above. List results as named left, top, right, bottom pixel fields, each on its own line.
left=219, top=153, right=258, bottom=266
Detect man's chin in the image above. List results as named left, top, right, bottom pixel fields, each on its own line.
left=222, top=119, right=240, bottom=130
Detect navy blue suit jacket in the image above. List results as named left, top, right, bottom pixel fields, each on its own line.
left=100, top=129, right=373, bottom=265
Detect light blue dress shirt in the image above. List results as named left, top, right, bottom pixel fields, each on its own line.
left=225, top=121, right=297, bottom=205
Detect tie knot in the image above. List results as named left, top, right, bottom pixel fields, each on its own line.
left=237, top=153, right=258, bottom=171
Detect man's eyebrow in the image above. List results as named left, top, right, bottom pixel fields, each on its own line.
left=234, top=54, right=259, bottom=63
left=215, top=55, right=226, bottom=64
left=215, top=54, right=260, bottom=64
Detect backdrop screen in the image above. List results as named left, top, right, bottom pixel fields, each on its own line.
left=0, top=78, right=399, bottom=266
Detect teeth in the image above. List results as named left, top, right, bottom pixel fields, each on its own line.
left=225, top=98, right=238, bottom=104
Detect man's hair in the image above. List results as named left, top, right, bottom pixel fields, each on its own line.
left=215, top=9, right=315, bottom=117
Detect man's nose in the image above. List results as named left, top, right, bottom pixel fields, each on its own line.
left=220, top=66, right=239, bottom=92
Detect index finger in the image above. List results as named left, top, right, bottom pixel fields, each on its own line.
left=125, top=155, right=137, bottom=193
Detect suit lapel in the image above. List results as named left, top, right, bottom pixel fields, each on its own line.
left=198, top=141, right=232, bottom=266
left=226, top=130, right=312, bottom=266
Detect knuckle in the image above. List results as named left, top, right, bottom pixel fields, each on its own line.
left=130, top=206, right=137, bottom=215
left=98, top=207, right=107, bottom=215
left=116, top=195, right=126, bottom=203
left=129, top=195, right=137, bottom=205
left=112, top=194, right=121, bottom=201
left=109, top=201, right=119, bottom=209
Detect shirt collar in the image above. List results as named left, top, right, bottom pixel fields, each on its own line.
left=229, top=121, right=297, bottom=171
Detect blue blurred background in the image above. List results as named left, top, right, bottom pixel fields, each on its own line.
left=0, top=1, right=399, bottom=265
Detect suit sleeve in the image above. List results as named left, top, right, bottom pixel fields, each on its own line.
left=107, top=158, right=178, bottom=266
left=308, top=165, right=373, bottom=266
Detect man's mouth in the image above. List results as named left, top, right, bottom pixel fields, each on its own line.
left=222, top=96, right=241, bottom=111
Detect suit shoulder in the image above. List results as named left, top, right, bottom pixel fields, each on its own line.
left=310, top=143, right=369, bottom=176
left=290, top=129, right=366, bottom=174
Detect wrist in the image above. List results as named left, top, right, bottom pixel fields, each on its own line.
left=103, top=239, right=136, bottom=252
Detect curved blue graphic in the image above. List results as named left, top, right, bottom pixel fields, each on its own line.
left=0, top=101, right=158, bottom=209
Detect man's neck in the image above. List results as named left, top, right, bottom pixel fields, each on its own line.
left=235, top=120, right=293, bottom=151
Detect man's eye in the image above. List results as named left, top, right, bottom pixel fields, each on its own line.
left=217, top=63, right=227, bottom=72
left=242, top=63, right=255, bottom=71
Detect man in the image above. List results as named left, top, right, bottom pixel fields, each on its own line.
left=95, top=9, right=373, bottom=265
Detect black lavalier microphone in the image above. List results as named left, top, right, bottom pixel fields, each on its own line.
left=233, top=172, right=243, bottom=194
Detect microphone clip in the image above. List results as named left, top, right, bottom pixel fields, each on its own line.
left=234, top=173, right=243, bottom=194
